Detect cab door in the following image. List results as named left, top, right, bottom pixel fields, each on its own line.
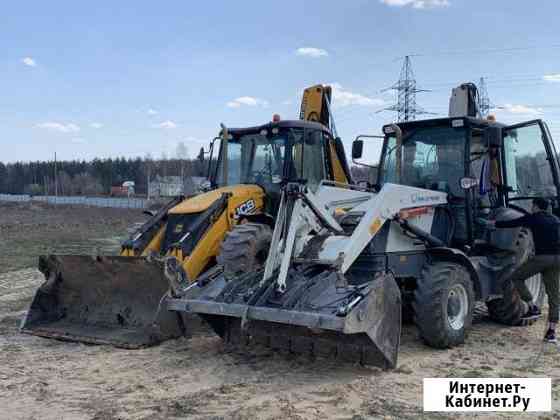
left=502, top=120, right=560, bottom=213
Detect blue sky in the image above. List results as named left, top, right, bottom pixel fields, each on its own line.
left=2, top=0, right=560, bottom=163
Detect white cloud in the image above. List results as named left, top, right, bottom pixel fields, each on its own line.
left=227, top=96, right=269, bottom=108
left=497, top=103, right=543, bottom=116
left=380, top=0, right=449, bottom=9
left=71, top=138, right=87, bottom=144
left=22, top=57, right=37, bottom=67
left=147, top=108, right=158, bottom=115
left=295, top=47, right=329, bottom=58
left=37, top=122, right=80, bottom=133
left=543, top=74, right=560, bottom=82
left=153, top=120, right=177, bottom=129
left=330, top=83, right=385, bottom=108
left=90, top=122, right=103, bottom=129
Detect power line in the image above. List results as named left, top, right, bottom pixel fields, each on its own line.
left=403, top=44, right=560, bottom=59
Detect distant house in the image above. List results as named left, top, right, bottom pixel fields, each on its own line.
left=122, top=181, right=135, bottom=196
left=111, top=181, right=135, bottom=197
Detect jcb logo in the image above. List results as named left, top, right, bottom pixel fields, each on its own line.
left=234, top=199, right=256, bottom=219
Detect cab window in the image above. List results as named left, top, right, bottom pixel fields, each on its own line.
left=503, top=123, right=557, bottom=205
left=291, top=129, right=326, bottom=190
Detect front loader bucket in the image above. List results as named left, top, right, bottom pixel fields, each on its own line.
left=168, top=269, right=401, bottom=368
left=20, top=255, right=188, bottom=348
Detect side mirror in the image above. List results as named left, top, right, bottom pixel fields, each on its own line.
left=352, top=140, right=364, bottom=159
left=460, top=177, right=479, bottom=190
left=197, top=147, right=205, bottom=163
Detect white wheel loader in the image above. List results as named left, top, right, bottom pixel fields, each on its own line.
left=166, top=84, right=560, bottom=369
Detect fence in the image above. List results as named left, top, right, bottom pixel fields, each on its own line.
left=0, top=194, right=147, bottom=209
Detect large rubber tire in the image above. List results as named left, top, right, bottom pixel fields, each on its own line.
left=217, top=222, right=272, bottom=279
left=413, top=261, right=474, bottom=348
left=486, top=275, right=545, bottom=326
left=486, top=228, right=545, bottom=326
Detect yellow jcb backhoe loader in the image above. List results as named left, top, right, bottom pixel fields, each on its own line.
left=20, top=85, right=354, bottom=348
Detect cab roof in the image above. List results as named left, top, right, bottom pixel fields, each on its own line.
left=382, top=116, right=507, bottom=133
left=226, top=119, right=330, bottom=136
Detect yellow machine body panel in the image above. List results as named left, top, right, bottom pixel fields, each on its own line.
left=181, top=211, right=229, bottom=280
left=120, top=184, right=266, bottom=280
left=179, top=185, right=266, bottom=280
left=140, top=226, right=166, bottom=256
left=168, top=185, right=264, bottom=215
left=329, top=141, right=349, bottom=184
left=160, top=184, right=266, bottom=280
left=300, top=84, right=332, bottom=123
left=300, top=84, right=351, bottom=186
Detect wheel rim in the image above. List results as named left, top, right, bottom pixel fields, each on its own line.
left=447, top=284, right=469, bottom=330
left=525, top=274, right=542, bottom=305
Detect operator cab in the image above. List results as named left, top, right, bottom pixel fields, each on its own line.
left=207, top=120, right=352, bottom=214
left=372, top=117, right=560, bottom=250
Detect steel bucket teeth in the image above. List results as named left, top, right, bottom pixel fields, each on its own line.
left=20, top=255, right=191, bottom=348
left=167, top=270, right=401, bottom=368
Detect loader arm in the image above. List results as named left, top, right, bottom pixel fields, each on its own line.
left=265, top=182, right=447, bottom=291
left=120, top=196, right=184, bottom=256
left=318, top=183, right=448, bottom=273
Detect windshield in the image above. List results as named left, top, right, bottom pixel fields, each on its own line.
left=215, top=127, right=327, bottom=190
left=381, top=126, right=466, bottom=195
left=216, top=131, right=287, bottom=188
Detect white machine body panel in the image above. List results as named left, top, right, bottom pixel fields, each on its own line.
left=385, top=208, right=435, bottom=253
left=317, top=183, right=447, bottom=272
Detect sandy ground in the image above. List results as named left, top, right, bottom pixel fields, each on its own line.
left=0, top=203, right=558, bottom=419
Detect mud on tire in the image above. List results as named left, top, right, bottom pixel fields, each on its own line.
left=217, top=222, right=272, bottom=279
left=413, top=261, right=474, bottom=348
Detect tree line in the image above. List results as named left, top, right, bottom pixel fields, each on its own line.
left=0, top=157, right=206, bottom=196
